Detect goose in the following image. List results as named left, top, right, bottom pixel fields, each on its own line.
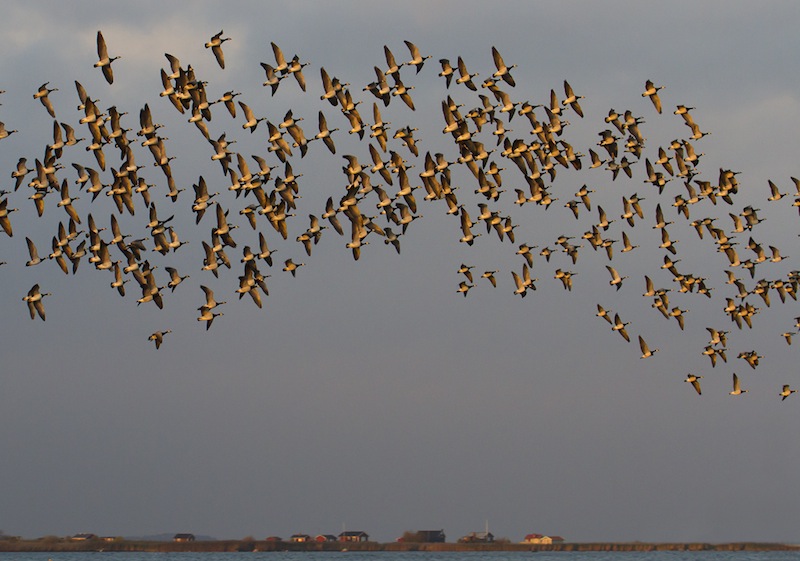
left=319, top=67, right=341, bottom=105
left=606, top=265, right=627, bottom=291
left=596, top=304, right=613, bottom=324
left=638, top=336, right=659, bottom=358
left=287, top=55, right=308, bottom=91
left=312, top=111, right=338, bottom=154
left=588, top=149, right=605, bottom=169
left=659, top=228, right=678, bottom=255
left=12, top=158, right=33, bottom=191
left=728, top=373, right=747, bottom=396
left=457, top=281, right=473, bottom=297
left=199, top=285, right=226, bottom=310
left=270, top=42, right=289, bottom=74
left=621, top=231, right=638, bottom=253
left=148, top=330, right=172, bottom=349
left=283, top=258, right=304, bottom=277
left=653, top=203, right=672, bottom=229
left=780, top=385, right=797, bottom=401
left=26, top=237, right=44, bottom=266
left=596, top=205, right=614, bottom=230
left=201, top=241, right=220, bottom=277
left=391, top=74, right=415, bottom=111
left=23, top=284, right=50, bottom=320
left=239, top=101, right=265, bottom=132
left=458, top=263, right=474, bottom=283
left=611, top=314, right=630, bottom=342
left=404, top=40, right=430, bottom=73
left=438, top=58, right=454, bottom=88
left=33, top=82, right=58, bottom=118
left=642, top=80, right=664, bottom=113
left=197, top=306, right=223, bottom=330
left=769, top=245, right=788, bottom=262
left=205, top=30, right=230, bottom=69
left=491, top=46, right=516, bottom=86
left=669, top=307, right=688, bottom=330
left=95, top=31, right=120, bottom=84
left=0, top=199, right=17, bottom=236
left=49, top=237, right=68, bottom=275
left=684, top=374, right=702, bottom=395
left=562, top=80, right=584, bottom=118
left=109, top=262, right=128, bottom=296
left=261, top=62, right=283, bottom=95
left=0, top=120, right=18, bottom=141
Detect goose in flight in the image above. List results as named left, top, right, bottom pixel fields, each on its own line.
left=404, top=40, right=430, bottom=73
left=95, top=31, right=120, bottom=84
left=606, top=265, right=627, bottom=291
left=26, top=237, right=44, bottom=266
left=458, top=263, right=474, bottom=283
left=23, top=284, right=50, bottom=320
left=33, top=82, right=58, bottom=118
left=638, top=336, right=658, bottom=358
left=239, top=101, right=265, bottom=133
left=780, top=385, right=797, bottom=401
left=457, top=281, right=473, bottom=297
left=729, top=373, right=747, bottom=396
left=200, top=285, right=226, bottom=310
left=611, top=313, right=630, bottom=342
left=197, top=306, right=223, bottom=331
left=596, top=304, right=613, bottom=325
left=642, top=80, right=664, bottom=113
left=482, top=270, right=497, bottom=287
left=0, top=198, right=17, bottom=236
left=684, top=373, right=702, bottom=395
left=205, top=30, right=230, bottom=69
left=283, top=258, right=304, bottom=277
left=562, top=80, right=584, bottom=118
left=491, top=46, right=516, bottom=86
left=149, top=330, right=172, bottom=349
left=456, top=56, right=478, bottom=91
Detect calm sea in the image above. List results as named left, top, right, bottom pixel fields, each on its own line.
left=1, top=552, right=798, bottom=561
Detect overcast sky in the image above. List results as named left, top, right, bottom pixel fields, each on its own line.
left=2, top=0, right=800, bottom=544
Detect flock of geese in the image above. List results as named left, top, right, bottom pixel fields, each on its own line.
left=1, top=31, right=798, bottom=400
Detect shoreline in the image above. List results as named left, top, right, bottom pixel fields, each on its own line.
left=1, top=540, right=798, bottom=553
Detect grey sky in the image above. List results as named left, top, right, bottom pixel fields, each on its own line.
left=1, top=0, right=800, bottom=544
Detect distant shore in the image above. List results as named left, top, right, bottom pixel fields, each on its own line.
left=0, top=539, right=798, bottom=553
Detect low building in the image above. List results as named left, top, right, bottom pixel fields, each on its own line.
left=71, top=533, right=97, bottom=541
left=290, top=534, right=311, bottom=543
left=264, top=536, right=283, bottom=543
left=338, top=531, right=369, bottom=542
left=315, top=534, right=338, bottom=542
left=173, top=534, right=195, bottom=542
left=458, top=531, right=494, bottom=543
left=522, top=533, right=565, bottom=544
left=415, top=530, right=446, bottom=543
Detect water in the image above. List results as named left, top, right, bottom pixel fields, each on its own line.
left=1, top=552, right=798, bottom=561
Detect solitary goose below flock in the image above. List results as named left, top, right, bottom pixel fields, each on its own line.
left=23, top=284, right=50, bottom=321
left=148, top=330, right=172, bottom=349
